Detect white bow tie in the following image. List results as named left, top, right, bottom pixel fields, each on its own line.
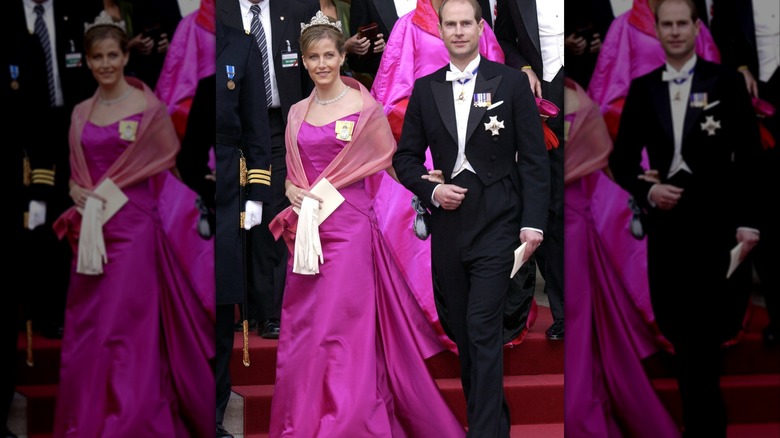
left=662, top=69, right=693, bottom=84
left=446, top=70, right=474, bottom=82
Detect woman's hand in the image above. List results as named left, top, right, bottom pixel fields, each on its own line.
left=345, top=33, right=370, bottom=56
left=372, top=34, right=386, bottom=53
left=156, top=33, right=169, bottom=54
left=285, top=182, right=323, bottom=209
left=69, top=183, right=105, bottom=209
left=128, top=33, right=154, bottom=55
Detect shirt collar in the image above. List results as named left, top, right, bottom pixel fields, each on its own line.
left=241, top=0, right=268, bottom=18
left=665, top=54, right=697, bottom=76
left=449, top=54, right=481, bottom=76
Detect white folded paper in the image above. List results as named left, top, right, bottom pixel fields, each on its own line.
left=510, top=242, right=528, bottom=278
left=94, top=177, right=128, bottom=224
left=76, top=177, right=128, bottom=224
left=292, top=177, right=344, bottom=224
left=726, top=242, right=745, bottom=279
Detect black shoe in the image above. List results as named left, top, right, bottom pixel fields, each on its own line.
left=545, top=319, right=564, bottom=340
left=216, top=423, right=234, bottom=438
left=764, top=325, right=778, bottom=346
left=233, top=319, right=258, bottom=332
left=2, top=428, right=18, bottom=438
left=259, top=319, right=280, bottom=339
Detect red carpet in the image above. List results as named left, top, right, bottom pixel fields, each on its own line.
left=644, top=303, right=780, bottom=435
left=229, top=307, right=565, bottom=436
left=12, top=305, right=778, bottom=437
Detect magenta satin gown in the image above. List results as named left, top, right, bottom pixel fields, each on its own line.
left=53, top=114, right=213, bottom=438
left=269, top=114, right=465, bottom=438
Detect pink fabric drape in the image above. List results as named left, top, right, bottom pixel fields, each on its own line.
left=564, top=79, right=680, bottom=437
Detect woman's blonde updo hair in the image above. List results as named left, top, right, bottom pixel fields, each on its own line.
left=300, top=22, right=346, bottom=56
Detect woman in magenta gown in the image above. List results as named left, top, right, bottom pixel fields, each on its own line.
left=268, top=16, right=464, bottom=437
left=51, top=15, right=213, bottom=438
left=563, top=77, right=679, bottom=438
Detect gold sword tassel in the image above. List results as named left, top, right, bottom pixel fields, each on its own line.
left=242, top=320, right=250, bottom=366
left=26, top=320, right=34, bottom=367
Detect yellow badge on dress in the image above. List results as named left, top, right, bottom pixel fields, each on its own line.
left=119, top=120, right=138, bottom=141
left=335, top=120, right=354, bottom=142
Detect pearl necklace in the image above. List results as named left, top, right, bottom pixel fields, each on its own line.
left=98, top=87, right=133, bottom=105
left=314, top=86, right=348, bottom=105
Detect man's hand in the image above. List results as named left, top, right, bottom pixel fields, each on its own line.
left=244, top=201, right=263, bottom=230
left=565, top=33, right=587, bottom=55
left=738, top=68, right=759, bottom=98
left=520, top=229, right=543, bottom=261
left=433, top=184, right=468, bottom=210
left=345, top=34, right=370, bottom=56
left=522, top=68, right=542, bottom=98
left=649, top=184, right=683, bottom=210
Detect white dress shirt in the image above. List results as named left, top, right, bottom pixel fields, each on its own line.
left=240, top=0, right=281, bottom=108
left=665, top=55, right=697, bottom=178
left=449, top=55, right=480, bottom=179
left=394, top=0, right=417, bottom=18
left=535, top=0, right=564, bottom=82
left=752, top=0, right=779, bottom=82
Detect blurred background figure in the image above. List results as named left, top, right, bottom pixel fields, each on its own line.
left=711, top=0, right=780, bottom=347
left=562, top=76, right=680, bottom=438
left=51, top=13, right=214, bottom=437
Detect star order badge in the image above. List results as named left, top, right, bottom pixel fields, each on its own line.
left=700, top=115, right=721, bottom=136
left=484, top=116, right=504, bottom=136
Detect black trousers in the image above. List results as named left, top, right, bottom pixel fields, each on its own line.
left=215, top=304, right=235, bottom=424
left=246, top=108, right=289, bottom=324
left=430, top=171, right=520, bottom=437
left=536, top=67, right=564, bottom=322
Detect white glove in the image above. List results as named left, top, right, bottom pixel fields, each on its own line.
left=292, top=196, right=323, bottom=275
left=28, top=200, right=47, bottom=230
left=244, top=200, right=263, bottom=230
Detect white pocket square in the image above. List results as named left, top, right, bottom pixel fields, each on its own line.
left=703, top=100, right=720, bottom=111
left=486, top=100, right=504, bottom=111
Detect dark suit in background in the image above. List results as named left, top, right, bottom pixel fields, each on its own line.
left=564, top=0, right=615, bottom=89
left=348, top=0, right=399, bottom=81
left=393, top=57, right=550, bottom=437
left=5, top=0, right=93, bottom=340
left=711, top=0, right=780, bottom=344
left=217, top=0, right=317, bottom=337
left=495, top=0, right=565, bottom=339
left=2, top=12, right=51, bottom=437
left=179, top=17, right=272, bottom=437
left=609, top=58, right=762, bottom=438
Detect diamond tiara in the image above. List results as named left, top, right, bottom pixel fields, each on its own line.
left=84, top=10, right=127, bottom=34
left=300, top=10, right=342, bottom=35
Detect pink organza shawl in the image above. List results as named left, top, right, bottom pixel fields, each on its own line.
left=269, top=76, right=396, bottom=251
left=564, top=79, right=613, bottom=185
left=53, top=78, right=180, bottom=242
